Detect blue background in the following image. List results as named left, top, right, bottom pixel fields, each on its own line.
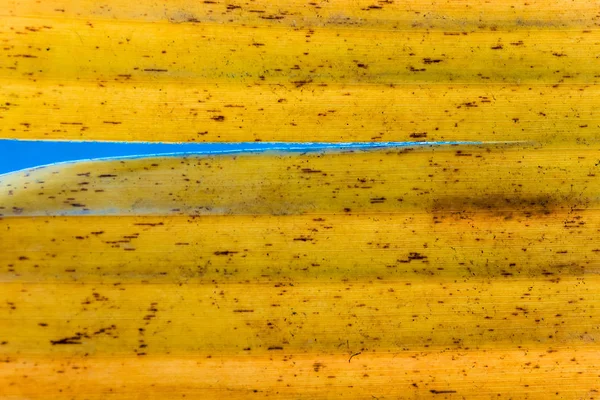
left=0, top=139, right=475, bottom=176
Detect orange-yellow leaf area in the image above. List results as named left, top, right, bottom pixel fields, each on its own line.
left=1, top=1, right=600, bottom=398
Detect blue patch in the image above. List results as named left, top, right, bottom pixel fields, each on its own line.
left=0, top=139, right=482, bottom=176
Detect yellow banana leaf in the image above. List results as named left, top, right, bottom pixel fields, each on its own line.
left=1, top=1, right=600, bottom=399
